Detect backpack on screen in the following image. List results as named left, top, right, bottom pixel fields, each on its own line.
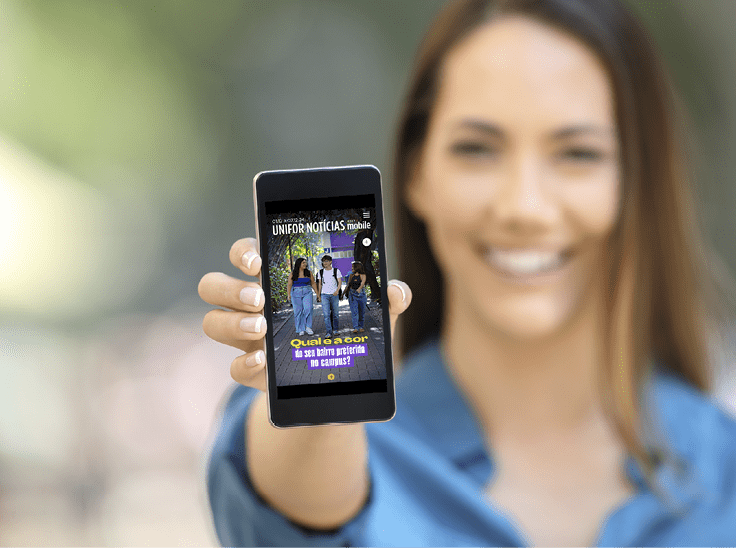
left=319, top=268, right=343, bottom=299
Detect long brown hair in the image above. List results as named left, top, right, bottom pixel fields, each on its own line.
left=290, top=257, right=310, bottom=281
left=394, top=0, right=736, bottom=491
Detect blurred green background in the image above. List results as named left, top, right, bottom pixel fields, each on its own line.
left=1, top=0, right=735, bottom=545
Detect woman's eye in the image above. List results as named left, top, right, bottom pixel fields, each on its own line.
left=560, top=148, right=604, bottom=162
left=449, top=141, right=498, bottom=157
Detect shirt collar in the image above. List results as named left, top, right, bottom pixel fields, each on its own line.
left=397, top=338, right=709, bottom=511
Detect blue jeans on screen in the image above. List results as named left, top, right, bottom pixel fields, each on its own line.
left=290, top=286, right=313, bottom=332
left=321, top=293, right=339, bottom=335
left=349, top=289, right=367, bottom=330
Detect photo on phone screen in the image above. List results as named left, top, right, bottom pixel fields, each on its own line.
left=264, top=194, right=388, bottom=401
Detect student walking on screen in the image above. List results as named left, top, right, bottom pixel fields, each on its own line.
left=316, top=255, right=342, bottom=338
left=286, top=258, right=317, bottom=336
left=347, top=261, right=367, bottom=333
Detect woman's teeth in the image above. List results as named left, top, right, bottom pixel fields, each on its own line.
left=486, top=248, right=567, bottom=276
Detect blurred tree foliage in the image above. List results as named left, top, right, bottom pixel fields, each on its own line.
left=1, top=0, right=734, bottom=322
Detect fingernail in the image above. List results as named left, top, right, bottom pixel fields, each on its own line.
left=245, top=351, right=265, bottom=367
left=389, top=282, right=406, bottom=303
left=242, top=251, right=259, bottom=270
left=240, top=287, right=263, bottom=307
left=240, top=316, right=265, bottom=333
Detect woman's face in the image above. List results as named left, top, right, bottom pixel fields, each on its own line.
left=408, top=16, right=621, bottom=340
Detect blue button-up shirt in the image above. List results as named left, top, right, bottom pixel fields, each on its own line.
left=207, top=339, right=736, bottom=546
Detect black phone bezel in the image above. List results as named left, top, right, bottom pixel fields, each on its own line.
left=253, top=165, right=396, bottom=427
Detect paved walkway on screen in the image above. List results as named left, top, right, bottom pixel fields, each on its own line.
left=271, top=296, right=386, bottom=386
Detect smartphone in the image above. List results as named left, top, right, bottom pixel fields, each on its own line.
left=253, top=165, right=396, bottom=427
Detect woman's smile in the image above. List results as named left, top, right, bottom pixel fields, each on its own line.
left=478, top=244, right=576, bottom=285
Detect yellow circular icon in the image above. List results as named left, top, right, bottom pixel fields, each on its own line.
left=328, top=373, right=335, bottom=380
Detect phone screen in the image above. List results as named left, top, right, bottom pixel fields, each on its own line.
left=264, top=194, right=388, bottom=401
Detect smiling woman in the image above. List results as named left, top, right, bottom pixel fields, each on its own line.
left=394, top=0, right=736, bottom=543
left=407, top=16, right=622, bottom=342
left=399, top=13, right=642, bottom=545
left=204, top=0, right=736, bottom=546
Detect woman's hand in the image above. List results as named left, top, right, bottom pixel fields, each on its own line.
left=200, top=238, right=412, bottom=530
left=198, top=238, right=268, bottom=391
left=198, top=237, right=412, bottom=393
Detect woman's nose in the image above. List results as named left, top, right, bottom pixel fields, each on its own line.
left=492, top=154, right=558, bottom=231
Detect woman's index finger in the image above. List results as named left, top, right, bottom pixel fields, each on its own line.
left=229, top=238, right=263, bottom=277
